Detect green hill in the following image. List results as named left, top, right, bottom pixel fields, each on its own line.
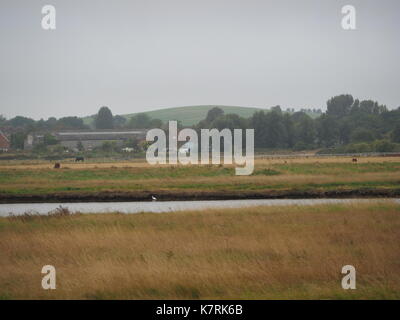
left=125, top=105, right=264, bottom=126
left=83, top=105, right=322, bottom=127
left=84, top=105, right=265, bottom=127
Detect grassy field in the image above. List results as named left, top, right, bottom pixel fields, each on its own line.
left=0, top=157, right=399, bottom=200
left=0, top=202, right=399, bottom=299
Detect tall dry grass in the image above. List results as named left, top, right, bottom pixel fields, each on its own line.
left=1, top=202, right=399, bottom=299
left=1, top=157, right=399, bottom=195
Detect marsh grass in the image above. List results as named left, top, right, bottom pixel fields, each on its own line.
left=0, top=202, right=399, bottom=299
left=0, top=158, right=399, bottom=195
left=7, top=206, right=76, bottom=222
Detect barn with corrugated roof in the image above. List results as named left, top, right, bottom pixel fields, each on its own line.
left=24, top=129, right=148, bottom=151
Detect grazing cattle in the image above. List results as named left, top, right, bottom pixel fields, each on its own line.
left=54, top=162, right=61, bottom=169
left=352, top=158, right=358, bottom=163
left=75, top=156, right=84, bottom=162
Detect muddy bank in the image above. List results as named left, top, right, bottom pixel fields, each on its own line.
left=0, top=188, right=399, bottom=204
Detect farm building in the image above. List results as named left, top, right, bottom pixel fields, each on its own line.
left=0, top=131, right=10, bottom=151
left=24, top=129, right=147, bottom=151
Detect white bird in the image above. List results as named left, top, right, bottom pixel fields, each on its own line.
left=151, top=195, right=157, bottom=201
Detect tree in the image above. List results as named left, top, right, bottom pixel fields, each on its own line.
left=46, top=117, right=58, bottom=129
left=43, top=133, right=58, bottom=145
left=0, top=115, right=6, bottom=126
left=10, top=132, right=26, bottom=149
left=113, top=115, right=127, bottom=128
left=149, top=118, right=163, bottom=128
left=251, top=111, right=268, bottom=148
left=8, top=116, right=35, bottom=128
left=391, top=125, right=400, bottom=143
left=350, top=128, right=375, bottom=143
left=210, top=114, right=247, bottom=131
left=57, top=117, right=87, bottom=130
left=374, top=140, right=396, bottom=152
left=283, top=113, right=295, bottom=148
left=127, top=114, right=163, bottom=129
left=205, top=107, right=224, bottom=123
left=338, top=120, right=352, bottom=145
left=128, top=113, right=151, bottom=129
left=95, top=106, right=114, bottom=129
left=77, top=141, right=84, bottom=151
left=264, top=110, right=287, bottom=148
left=381, top=108, right=400, bottom=133
left=327, top=94, right=354, bottom=118
left=350, top=99, right=360, bottom=114
left=345, top=142, right=372, bottom=153
left=316, top=114, right=339, bottom=147
left=295, top=114, right=315, bottom=147
left=360, top=100, right=377, bottom=114
left=270, top=105, right=282, bottom=114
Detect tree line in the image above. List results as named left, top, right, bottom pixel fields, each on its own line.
left=194, top=95, right=400, bottom=152
left=1, top=94, right=400, bottom=152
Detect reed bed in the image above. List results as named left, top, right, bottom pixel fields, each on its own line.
left=1, top=202, right=399, bottom=299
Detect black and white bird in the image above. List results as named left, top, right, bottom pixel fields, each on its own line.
left=151, top=195, right=157, bottom=201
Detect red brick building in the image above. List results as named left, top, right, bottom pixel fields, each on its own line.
left=0, top=131, right=10, bottom=151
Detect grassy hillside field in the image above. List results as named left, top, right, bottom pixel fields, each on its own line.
left=83, top=105, right=323, bottom=127
left=124, top=105, right=264, bottom=126
left=84, top=105, right=264, bottom=126
left=0, top=156, right=399, bottom=201
left=1, top=202, right=399, bottom=299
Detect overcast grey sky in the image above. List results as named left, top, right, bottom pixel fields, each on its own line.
left=0, top=0, right=399, bottom=119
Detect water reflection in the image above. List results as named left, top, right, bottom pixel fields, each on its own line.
left=0, top=198, right=398, bottom=216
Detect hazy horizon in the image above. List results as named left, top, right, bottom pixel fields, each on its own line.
left=1, top=0, right=399, bottom=120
